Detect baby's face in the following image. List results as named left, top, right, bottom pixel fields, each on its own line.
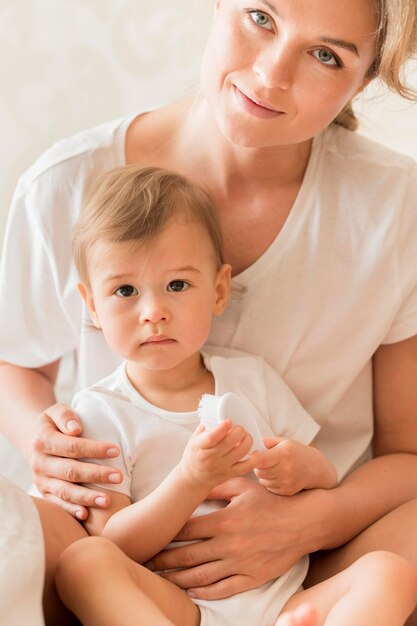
left=82, top=218, right=230, bottom=373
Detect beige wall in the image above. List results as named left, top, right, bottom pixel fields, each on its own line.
left=0, top=0, right=416, bottom=252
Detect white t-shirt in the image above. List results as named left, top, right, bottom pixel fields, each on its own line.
left=72, top=352, right=320, bottom=626
left=1, top=113, right=417, bottom=478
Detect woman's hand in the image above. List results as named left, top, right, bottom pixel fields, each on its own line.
left=31, top=403, right=122, bottom=520
left=147, top=478, right=331, bottom=600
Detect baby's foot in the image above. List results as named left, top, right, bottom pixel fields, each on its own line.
left=275, top=603, right=317, bottom=626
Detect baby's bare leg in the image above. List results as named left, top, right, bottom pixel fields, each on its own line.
left=56, top=536, right=200, bottom=626
left=307, top=499, right=417, bottom=626
left=33, top=496, right=88, bottom=626
left=275, top=604, right=317, bottom=626
left=281, top=551, right=417, bottom=626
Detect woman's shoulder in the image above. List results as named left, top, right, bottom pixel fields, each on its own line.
left=19, top=114, right=136, bottom=193
left=316, top=124, right=416, bottom=206
left=324, top=123, right=415, bottom=173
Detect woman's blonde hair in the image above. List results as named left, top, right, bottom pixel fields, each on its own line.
left=335, top=0, right=417, bottom=130
left=72, top=166, right=225, bottom=285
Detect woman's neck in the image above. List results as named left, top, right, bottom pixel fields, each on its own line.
left=127, top=94, right=312, bottom=197
left=174, top=93, right=313, bottom=198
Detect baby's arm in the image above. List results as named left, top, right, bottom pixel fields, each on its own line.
left=86, top=421, right=259, bottom=563
left=254, top=437, right=338, bottom=496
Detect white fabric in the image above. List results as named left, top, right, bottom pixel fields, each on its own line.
left=1, top=114, right=417, bottom=481
left=73, top=352, right=319, bottom=626
left=0, top=476, right=45, bottom=626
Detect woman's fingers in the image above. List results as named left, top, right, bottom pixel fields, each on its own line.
left=36, top=475, right=114, bottom=509
left=30, top=404, right=122, bottom=519
left=32, top=453, right=122, bottom=486
left=187, top=574, right=258, bottom=601
left=42, top=492, right=89, bottom=521
left=34, top=428, right=120, bottom=460
left=42, top=403, right=83, bottom=434
left=37, top=474, right=120, bottom=520
left=33, top=408, right=120, bottom=460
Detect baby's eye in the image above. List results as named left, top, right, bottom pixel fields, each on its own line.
left=249, top=10, right=273, bottom=31
left=312, top=48, right=339, bottom=67
left=115, top=285, right=138, bottom=298
left=167, top=280, right=189, bottom=293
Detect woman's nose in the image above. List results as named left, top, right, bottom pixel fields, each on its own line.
left=253, top=43, right=296, bottom=90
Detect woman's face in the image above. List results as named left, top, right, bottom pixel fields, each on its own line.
left=200, top=0, right=378, bottom=148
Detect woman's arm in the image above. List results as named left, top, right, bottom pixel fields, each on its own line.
left=0, top=360, right=59, bottom=455
left=0, top=360, right=123, bottom=518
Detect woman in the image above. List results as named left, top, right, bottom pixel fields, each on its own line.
left=0, top=0, right=417, bottom=623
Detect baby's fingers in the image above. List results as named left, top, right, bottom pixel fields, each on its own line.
left=198, top=420, right=232, bottom=448
left=232, top=449, right=262, bottom=475
left=254, top=464, right=280, bottom=480
left=255, top=445, right=283, bottom=470
left=263, top=436, right=285, bottom=449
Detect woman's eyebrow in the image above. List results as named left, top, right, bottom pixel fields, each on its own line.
left=320, top=37, right=359, bottom=57
left=257, top=0, right=360, bottom=58
left=259, top=0, right=279, bottom=15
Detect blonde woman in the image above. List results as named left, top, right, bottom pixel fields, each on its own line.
left=0, top=0, right=417, bottom=623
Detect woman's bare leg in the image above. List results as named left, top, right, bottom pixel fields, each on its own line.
left=33, top=497, right=88, bottom=626
left=307, top=499, right=417, bottom=625
left=56, top=536, right=200, bottom=626
left=283, top=551, right=417, bottom=626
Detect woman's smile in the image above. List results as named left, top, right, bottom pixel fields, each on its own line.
left=233, top=84, right=285, bottom=118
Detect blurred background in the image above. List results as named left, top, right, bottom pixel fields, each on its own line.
left=0, top=0, right=416, bottom=486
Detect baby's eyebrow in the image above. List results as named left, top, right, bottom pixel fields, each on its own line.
left=168, top=266, right=201, bottom=273
left=103, top=273, right=136, bottom=283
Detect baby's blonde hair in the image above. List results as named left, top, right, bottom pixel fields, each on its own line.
left=335, top=0, right=417, bottom=130
left=72, top=166, right=224, bottom=285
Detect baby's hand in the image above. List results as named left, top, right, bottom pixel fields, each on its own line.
left=254, top=437, right=316, bottom=496
left=180, top=421, right=260, bottom=492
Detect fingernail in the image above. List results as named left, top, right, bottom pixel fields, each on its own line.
left=94, top=497, right=107, bottom=507
left=145, top=560, right=155, bottom=571
left=187, top=590, right=196, bottom=598
left=108, top=473, right=121, bottom=483
left=75, top=510, right=84, bottom=520
left=66, top=420, right=80, bottom=432
left=106, top=448, right=119, bottom=458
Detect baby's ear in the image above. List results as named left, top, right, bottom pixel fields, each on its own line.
left=77, top=282, right=101, bottom=329
left=213, top=264, right=231, bottom=316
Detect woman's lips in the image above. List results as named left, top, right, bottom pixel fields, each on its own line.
left=233, top=85, right=284, bottom=119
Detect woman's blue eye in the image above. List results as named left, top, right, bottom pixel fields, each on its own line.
left=249, top=10, right=272, bottom=30
left=167, top=280, right=189, bottom=293
left=115, top=285, right=138, bottom=297
left=313, top=48, right=339, bottom=66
